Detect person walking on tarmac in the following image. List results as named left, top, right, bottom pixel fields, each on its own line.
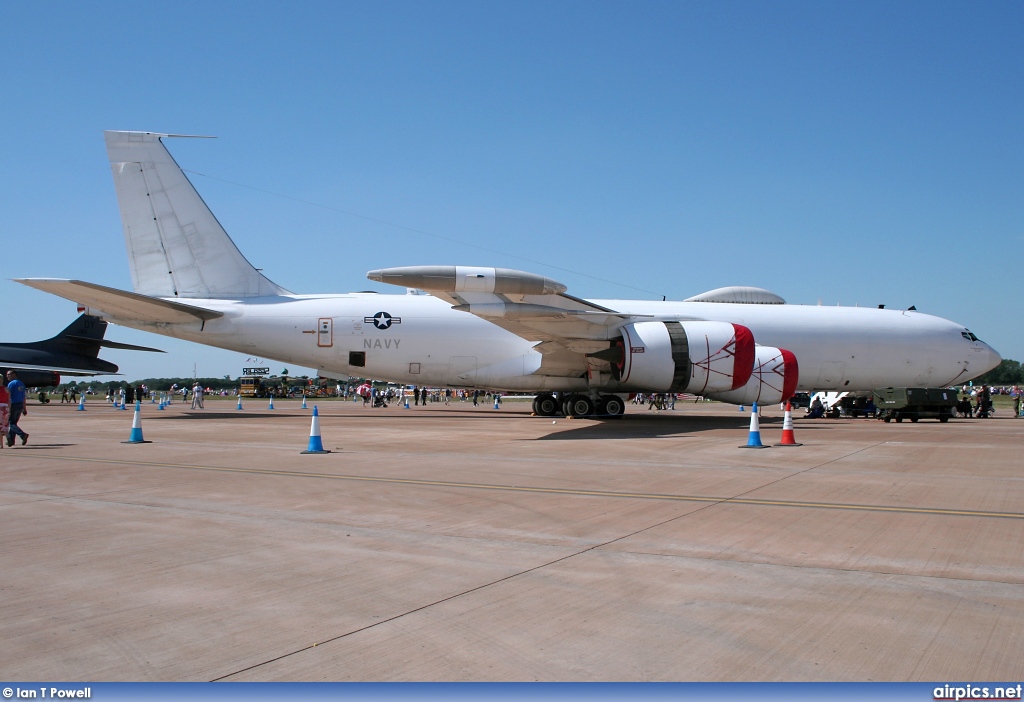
left=6, top=370, right=29, bottom=446
left=0, top=381, right=9, bottom=448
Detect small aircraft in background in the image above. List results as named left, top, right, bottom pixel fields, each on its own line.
left=0, top=314, right=163, bottom=387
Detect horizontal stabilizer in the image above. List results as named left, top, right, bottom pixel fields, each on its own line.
left=65, top=336, right=166, bottom=352
left=15, top=279, right=222, bottom=324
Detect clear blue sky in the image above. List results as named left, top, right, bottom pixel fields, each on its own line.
left=2, top=1, right=1021, bottom=381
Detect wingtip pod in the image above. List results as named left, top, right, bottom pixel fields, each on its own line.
left=367, top=266, right=566, bottom=295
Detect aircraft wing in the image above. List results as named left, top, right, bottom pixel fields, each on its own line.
left=367, top=266, right=651, bottom=342
left=15, top=279, right=223, bottom=324
left=0, top=361, right=114, bottom=376
left=368, top=266, right=665, bottom=376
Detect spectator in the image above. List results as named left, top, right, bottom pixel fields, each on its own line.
left=0, top=380, right=9, bottom=448
left=6, top=370, right=29, bottom=446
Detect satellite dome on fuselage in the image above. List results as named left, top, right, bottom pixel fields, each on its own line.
left=684, top=287, right=786, bottom=304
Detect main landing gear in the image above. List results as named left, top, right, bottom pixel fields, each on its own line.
left=533, top=392, right=625, bottom=419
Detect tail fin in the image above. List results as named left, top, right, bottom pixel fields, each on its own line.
left=44, top=314, right=107, bottom=357
left=105, top=131, right=290, bottom=299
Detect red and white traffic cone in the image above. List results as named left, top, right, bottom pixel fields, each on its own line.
left=775, top=401, right=803, bottom=446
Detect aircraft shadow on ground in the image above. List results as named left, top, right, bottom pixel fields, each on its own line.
left=534, top=413, right=748, bottom=440
left=534, top=413, right=839, bottom=440
left=150, top=412, right=310, bottom=420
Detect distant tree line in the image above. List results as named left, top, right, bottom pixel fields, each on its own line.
left=131, top=377, right=241, bottom=391
left=61, top=376, right=239, bottom=392
left=972, top=359, right=1023, bottom=385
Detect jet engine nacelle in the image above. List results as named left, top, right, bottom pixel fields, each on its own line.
left=705, top=347, right=799, bottom=406
left=616, top=321, right=755, bottom=394
left=0, top=369, right=60, bottom=388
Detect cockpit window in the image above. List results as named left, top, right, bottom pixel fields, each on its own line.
left=961, top=331, right=979, bottom=342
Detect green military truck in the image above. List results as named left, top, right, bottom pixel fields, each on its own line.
left=873, top=387, right=958, bottom=423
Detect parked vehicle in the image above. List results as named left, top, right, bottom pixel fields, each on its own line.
left=873, top=387, right=958, bottom=423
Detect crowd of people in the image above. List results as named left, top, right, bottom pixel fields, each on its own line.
left=2, top=377, right=1021, bottom=448
left=351, top=384, right=500, bottom=408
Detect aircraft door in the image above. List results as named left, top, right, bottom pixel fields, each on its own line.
left=317, top=318, right=333, bottom=347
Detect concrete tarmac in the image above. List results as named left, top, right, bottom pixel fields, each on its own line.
left=1, top=398, right=1022, bottom=681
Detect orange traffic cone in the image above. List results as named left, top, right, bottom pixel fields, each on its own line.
left=775, top=401, right=803, bottom=446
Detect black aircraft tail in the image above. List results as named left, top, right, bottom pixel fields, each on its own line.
left=44, top=315, right=108, bottom=356
left=41, top=315, right=163, bottom=357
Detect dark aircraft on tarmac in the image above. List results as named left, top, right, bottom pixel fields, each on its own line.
left=0, top=314, right=163, bottom=387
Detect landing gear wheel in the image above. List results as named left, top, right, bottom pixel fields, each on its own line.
left=564, top=394, right=595, bottom=418
left=910, top=413, right=919, bottom=423
left=597, top=395, right=625, bottom=419
left=533, top=393, right=559, bottom=417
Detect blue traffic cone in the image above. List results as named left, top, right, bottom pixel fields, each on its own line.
left=301, top=406, right=331, bottom=454
left=121, top=396, right=129, bottom=410
left=494, top=394, right=500, bottom=409
left=301, top=395, right=308, bottom=410
left=739, top=405, right=745, bottom=412
left=404, top=393, right=410, bottom=409
left=237, top=396, right=243, bottom=410
left=122, top=402, right=152, bottom=444
left=268, top=394, right=275, bottom=410
left=739, top=402, right=770, bottom=449
left=77, top=394, right=86, bottom=411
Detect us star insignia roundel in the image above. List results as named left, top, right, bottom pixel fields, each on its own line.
left=365, top=312, right=402, bottom=330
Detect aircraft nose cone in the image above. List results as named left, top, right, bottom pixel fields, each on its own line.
left=982, top=342, right=1002, bottom=375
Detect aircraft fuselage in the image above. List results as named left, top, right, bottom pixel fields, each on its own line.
left=105, top=293, right=997, bottom=393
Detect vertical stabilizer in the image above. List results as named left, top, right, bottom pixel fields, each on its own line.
left=105, top=131, right=290, bottom=299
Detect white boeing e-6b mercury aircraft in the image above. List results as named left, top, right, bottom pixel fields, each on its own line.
left=17, top=131, right=1001, bottom=418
